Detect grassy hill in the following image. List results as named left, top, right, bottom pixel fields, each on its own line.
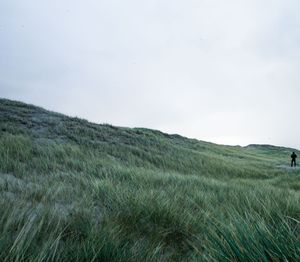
left=0, top=98, right=299, bottom=261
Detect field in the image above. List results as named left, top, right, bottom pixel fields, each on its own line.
left=0, top=98, right=299, bottom=261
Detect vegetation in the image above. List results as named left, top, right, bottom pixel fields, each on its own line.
left=0, top=98, right=299, bottom=261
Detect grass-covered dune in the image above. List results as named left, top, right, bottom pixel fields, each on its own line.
left=0, top=98, right=299, bottom=261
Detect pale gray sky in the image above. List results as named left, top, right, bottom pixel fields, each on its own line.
left=1, top=0, right=300, bottom=148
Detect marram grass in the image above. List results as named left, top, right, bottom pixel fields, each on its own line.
left=0, top=98, right=299, bottom=261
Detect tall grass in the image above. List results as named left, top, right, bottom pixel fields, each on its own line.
left=0, top=98, right=299, bottom=261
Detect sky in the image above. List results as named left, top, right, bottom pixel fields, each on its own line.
left=1, top=0, right=300, bottom=148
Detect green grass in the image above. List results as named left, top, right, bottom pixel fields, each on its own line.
left=0, top=98, right=299, bottom=261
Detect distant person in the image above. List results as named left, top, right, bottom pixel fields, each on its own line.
left=291, top=152, right=297, bottom=167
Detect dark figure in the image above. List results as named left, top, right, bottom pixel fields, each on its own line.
left=291, top=152, right=297, bottom=167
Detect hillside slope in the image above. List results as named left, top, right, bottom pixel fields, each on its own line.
left=0, top=98, right=299, bottom=261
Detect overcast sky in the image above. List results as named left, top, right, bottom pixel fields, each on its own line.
left=1, top=0, right=300, bottom=148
